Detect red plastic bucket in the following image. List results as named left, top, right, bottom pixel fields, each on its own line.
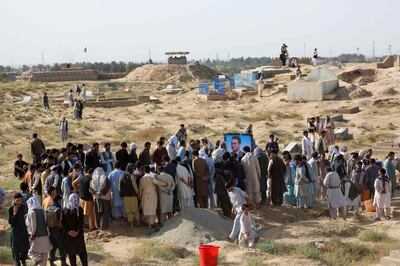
left=199, top=244, right=219, bottom=266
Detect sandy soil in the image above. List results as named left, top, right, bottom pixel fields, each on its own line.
left=1, top=63, right=400, bottom=265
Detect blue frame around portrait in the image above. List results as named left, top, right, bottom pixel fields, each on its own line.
left=224, top=133, right=253, bottom=153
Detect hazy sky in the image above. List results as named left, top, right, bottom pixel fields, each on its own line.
left=0, top=0, right=399, bottom=65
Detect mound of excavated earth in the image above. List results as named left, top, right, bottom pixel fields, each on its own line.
left=125, top=64, right=218, bottom=83
left=152, top=207, right=233, bottom=247
left=338, top=68, right=376, bottom=86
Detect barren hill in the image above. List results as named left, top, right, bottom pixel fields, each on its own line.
left=124, top=63, right=219, bottom=82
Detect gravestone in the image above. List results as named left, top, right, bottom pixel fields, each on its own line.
left=16, top=96, right=32, bottom=105
left=334, top=128, right=353, bottom=140
left=284, top=142, right=302, bottom=155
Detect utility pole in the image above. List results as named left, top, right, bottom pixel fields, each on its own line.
left=41, top=50, right=44, bottom=66
left=372, top=40, right=375, bottom=59
left=148, top=49, right=151, bottom=62
left=388, top=45, right=392, bottom=55
left=356, top=47, right=360, bottom=56
left=303, top=43, right=306, bottom=58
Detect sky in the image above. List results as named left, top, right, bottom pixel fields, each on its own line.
left=0, top=0, right=399, bottom=65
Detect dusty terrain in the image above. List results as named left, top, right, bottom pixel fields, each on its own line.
left=1, top=62, right=400, bottom=265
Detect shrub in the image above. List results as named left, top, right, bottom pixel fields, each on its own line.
left=257, top=240, right=285, bottom=255
left=358, top=229, right=390, bottom=242
left=323, top=237, right=373, bottom=266
left=295, top=243, right=320, bottom=260
left=246, top=256, right=264, bottom=266
left=131, top=240, right=190, bottom=263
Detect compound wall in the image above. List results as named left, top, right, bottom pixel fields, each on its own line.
left=30, top=70, right=99, bottom=82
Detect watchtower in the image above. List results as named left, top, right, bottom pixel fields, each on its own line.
left=165, top=51, right=189, bottom=65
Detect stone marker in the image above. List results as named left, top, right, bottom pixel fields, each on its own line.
left=335, top=106, right=360, bottom=114
left=284, top=142, right=302, bottom=155
left=161, top=88, right=182, bottom=94
left=331, top=114, right=343, bottom=122
left=138, top=96, right=150, bottom=103
left=16, top=96, right=32, bottom=105
left=334, top=127, right=353, bottom=140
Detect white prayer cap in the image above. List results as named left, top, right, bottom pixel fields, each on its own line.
left=199, top=149, right=207, bottom=158
left=169, top=135, right=177, bottom=146
left=130, top=143, right=137, bottom=150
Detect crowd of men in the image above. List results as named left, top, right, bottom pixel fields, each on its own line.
left=8, top=122, right=397, bottom=265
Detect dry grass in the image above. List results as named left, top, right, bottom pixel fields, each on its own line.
left=0, top=177, right=20, bottom=190
left=246, top=256, right=265, bottom=266
left=257, top=240, right=291, bottom=255
left=295, top=242, right=320, bottom=260
left=250, top=112, right=272, bottom=123
left=306, top=223, right=361, bottom=238
left=358, top=229, right=390, bottom=242
left=0, top=246, right=13, bottom=265
left=294, top=237, right=374, bottom=266
left=86, top=243, right=104, bottom=252
left=130, top=239, right=191, bottom=263
left=99, top=258, right=124, bottom=266
left=130, top=126, right=166, bottom=142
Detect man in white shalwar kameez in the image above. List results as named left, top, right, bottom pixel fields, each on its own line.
left=166, top=135, right=177, bottom=161
left=155, top=166, right=175, bottom=224
left=294, top=156, right=309, bottom=208
left=241, top=146, right=261, bottom=205
left=302, top=131, right=314, bottom=159
left=324, top=167, right=347, bottom=220
left=374, top=168, right=392, bottom=220
left=211, top=141, right=226, bottom=163
left=25, top=197, right=52, bottom=266
left=175, top=157, right=194, bottom=209
left=139, top=166, right=166, bottom=228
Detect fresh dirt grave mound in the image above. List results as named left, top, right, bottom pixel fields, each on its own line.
left=152, top=207, right=233, bottom=247
left=125, top=64, right=218, bottom=83
left=382, top=87, right=399, bottom=96
left=338, top=68, right=376, bottom=86
left=349, top=87, right=372, bottom=99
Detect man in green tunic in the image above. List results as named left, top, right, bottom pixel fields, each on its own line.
left=383, top=151, right=396, bottom=195
left=8, top=193, right=30, bottom=266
